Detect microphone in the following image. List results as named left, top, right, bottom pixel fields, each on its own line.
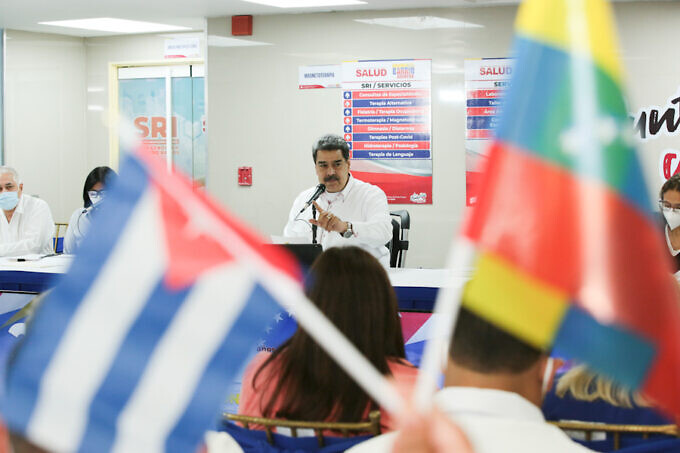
left=298, top=184, right=326, bottom=214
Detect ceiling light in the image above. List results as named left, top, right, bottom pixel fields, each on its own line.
left=207, top=35, right=271, bottom=47
left=242, top=0, right=365, bottom=8
left=38, top=18, right=190, bottom=34
left=355, top=16, right=483, bottom=30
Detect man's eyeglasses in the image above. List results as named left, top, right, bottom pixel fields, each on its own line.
left=658, top=200, right=680, bottom=213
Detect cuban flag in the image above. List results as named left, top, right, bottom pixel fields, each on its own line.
left=1, top=150, right=302, bottom=452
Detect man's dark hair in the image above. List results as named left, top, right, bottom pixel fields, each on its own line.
left=450, top=307, right=542, bottom=374
left=660, top=174, right=680, bottom=199
left=312, top=134, right=350, bottom=163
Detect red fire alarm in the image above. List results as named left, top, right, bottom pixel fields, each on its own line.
left=232, top=15, right=253, bottom=36
left=238, top=166, right=252, bottom=186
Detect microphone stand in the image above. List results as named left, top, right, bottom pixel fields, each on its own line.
left=312, top=204, right=318, bottom=244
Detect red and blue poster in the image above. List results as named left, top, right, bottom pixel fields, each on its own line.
left=464, top=58, right=513, bottom=206
left=342, top=59, right=432, bottom=204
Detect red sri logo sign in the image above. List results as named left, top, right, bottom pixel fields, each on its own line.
left=660, top=149, right=680, bottom=180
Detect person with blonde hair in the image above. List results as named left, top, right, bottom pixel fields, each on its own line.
left=554, top=365, right=648, bottom=409
left=543, top=364, right=672, bottom=445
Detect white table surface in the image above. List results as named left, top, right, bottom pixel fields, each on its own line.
left=0, top=255, right=74, bottom=274
left=387, top=267, right=473, bottom=288
left=0, top=256, right=472, bottom=291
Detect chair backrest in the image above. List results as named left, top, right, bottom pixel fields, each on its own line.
left=53, top=223, right=68, bottom=253
left=551, top=420, right=679, bottom=451
left=223, top=411, right=381, bottom=447
left=388, top=210, right=410, bottom=268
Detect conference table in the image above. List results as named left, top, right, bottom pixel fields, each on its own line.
left=0, top=257, right=473, bottom=416
left=0, top=255, right=472, bottom=311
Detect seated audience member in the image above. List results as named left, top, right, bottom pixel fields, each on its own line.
left=238, top=246, right=417, bottom=431
left=348, top=307, right=593, bottom=452
left=659, top=174, right=680, bottom=273
left=543, top=365, right=673, bottom=449
left=0, top=166, right=54, bottom=257
left=64, top=166, right=116, bottom=254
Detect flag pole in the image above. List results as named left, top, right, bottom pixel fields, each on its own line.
left=412, top=237, right=476, bottom=410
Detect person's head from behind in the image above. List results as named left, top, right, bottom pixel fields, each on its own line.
left=304, top=246, right=405, bottom=361
left=659, top=174, right=680, bottom=229
left=255, top=246, right=405, bottom=422
left=312, top=134, right=351, bottom=193
left=83, top=166, right=117, bottom=208
left=448, top=306, right=549, bottom=407
left=0, top=167, right=23, bottom=212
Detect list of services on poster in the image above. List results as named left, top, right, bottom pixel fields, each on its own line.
left=464, top=58, right=513, bottom=206
left=341, top=59, right=432, bottom=204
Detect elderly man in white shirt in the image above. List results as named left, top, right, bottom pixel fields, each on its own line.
left=284, top=134, right=393, bottom=267
left=0, top=166, right=54, bottom=257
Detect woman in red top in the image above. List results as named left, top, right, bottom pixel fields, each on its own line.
left=239, top=246, right=416, bottom=431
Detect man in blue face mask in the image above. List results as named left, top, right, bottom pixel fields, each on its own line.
left=0, top=167, right=54, bottom=257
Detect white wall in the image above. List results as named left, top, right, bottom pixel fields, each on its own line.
left=84, top=31, right=206, bottom=169
left=4, top=30, right=87, bottom=222
left=206, top=2, right=680, bottom=268
left=4, top=30, right=206, bottom=222
left=615, top=2, right=680, bottom=198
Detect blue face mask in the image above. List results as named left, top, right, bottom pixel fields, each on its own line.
left=0, top=191, right=19, bottom=211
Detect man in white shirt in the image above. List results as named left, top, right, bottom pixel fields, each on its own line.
left=283, top=135, right=393, bottom=267
left=0, top=167, right=54, bottom=257
left=349, top=307, right=593, bottom=453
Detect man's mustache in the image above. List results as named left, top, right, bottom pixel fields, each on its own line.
left=324, top=175, right=339, bottom=182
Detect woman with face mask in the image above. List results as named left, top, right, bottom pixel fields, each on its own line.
left=63, top=167, right=117, bottom=255
left=659, top=174, right=680, bottom=274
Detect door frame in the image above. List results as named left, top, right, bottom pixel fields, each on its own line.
left=108, top=59, right=204, bottom=170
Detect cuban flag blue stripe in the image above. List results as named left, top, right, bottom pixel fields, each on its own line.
left=165, top=283, right=281, bottom=452
left=1, top=155, right=149, bottom=432
left=76, top=279, right=191, bottom=452
left=553, top=305, right=656, bottom=390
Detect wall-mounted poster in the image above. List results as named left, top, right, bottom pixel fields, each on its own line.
left=465, top=58, right=514, bottom=206
left=342, top=59, right=432, bottom=204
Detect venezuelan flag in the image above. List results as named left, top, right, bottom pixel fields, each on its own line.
left=463, top=0, right=680, bottom=418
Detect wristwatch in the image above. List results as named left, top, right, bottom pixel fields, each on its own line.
left=342, top=222, right=354, bottom=238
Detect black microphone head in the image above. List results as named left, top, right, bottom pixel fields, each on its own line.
left=318, top=184, right=326, bottom=193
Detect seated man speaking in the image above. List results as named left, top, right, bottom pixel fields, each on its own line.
left=0, top=166, right=54, bottom=257
left=284, top=134, right=392, bottom=267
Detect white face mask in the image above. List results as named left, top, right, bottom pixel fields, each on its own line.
left=663, top=209, right=680, bottom=230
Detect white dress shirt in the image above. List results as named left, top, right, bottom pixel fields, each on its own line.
left=64, top=206, right=91, bottom=254
left=348, top=387, right=594, bottom=453
left=283, top=175, right=393, bottom=267
left=0, top=194, right=55, bottom=257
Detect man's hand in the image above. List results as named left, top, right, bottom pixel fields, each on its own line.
left=669, top=225, right=680, bottom=252
left=309, top=201, right=348, bottom=234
